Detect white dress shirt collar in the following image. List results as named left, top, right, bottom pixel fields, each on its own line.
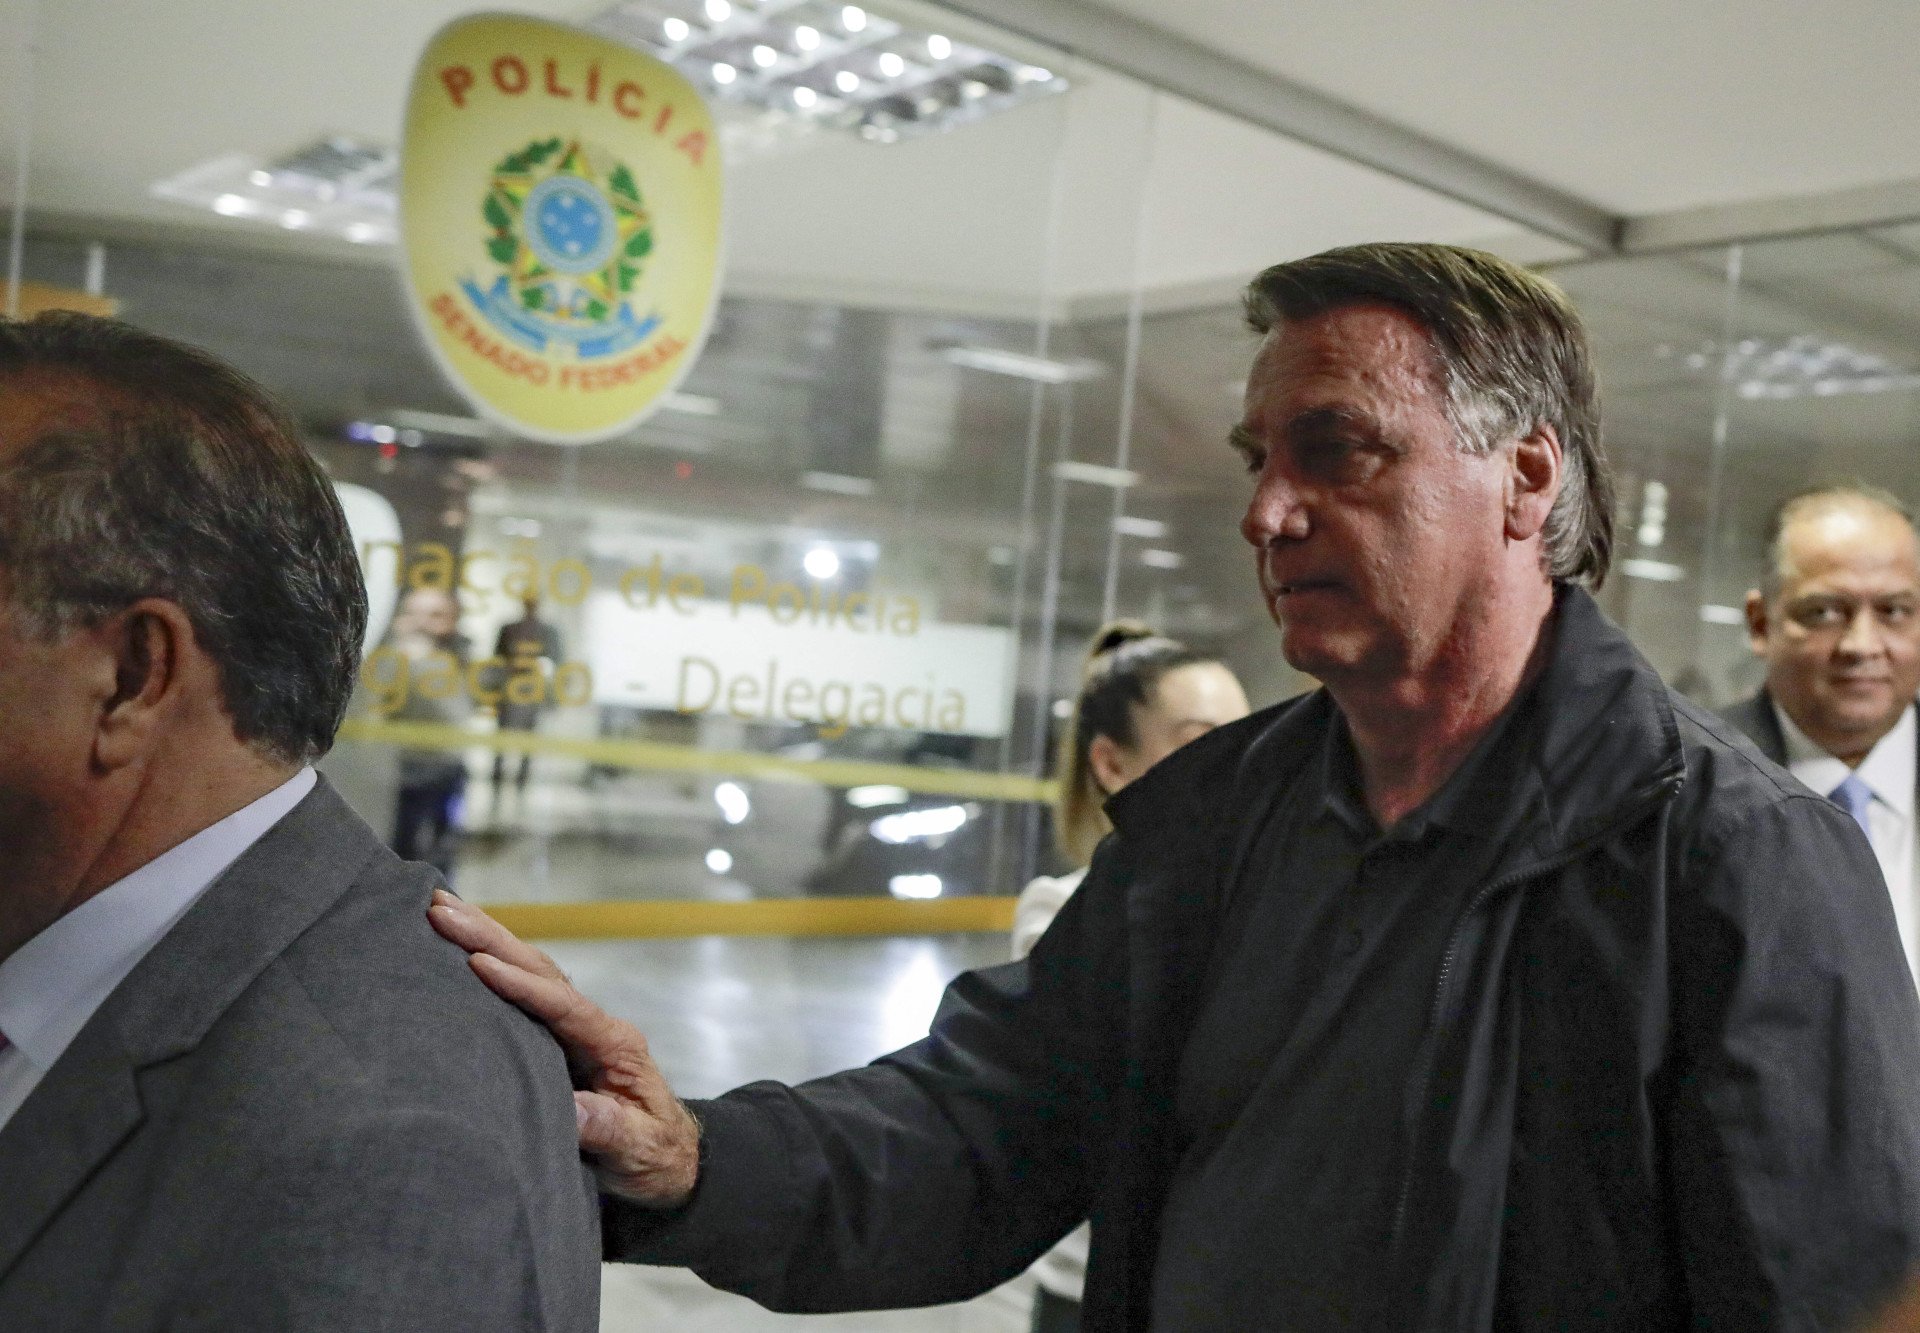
left=1775, top=699, right=1917, bottom=819
left=0, top=768, right=316, bottom=1072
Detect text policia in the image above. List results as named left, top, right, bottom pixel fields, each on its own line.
left=356, top=541, right=971, bottom=740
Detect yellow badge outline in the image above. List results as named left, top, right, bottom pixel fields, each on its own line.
left=399, top=13, right=725, bottom=444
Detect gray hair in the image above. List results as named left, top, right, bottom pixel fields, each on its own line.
left=1244, top=242, right=1614, bottom=586
left=0, top=312, right=366, bottom=764
left=1762, top=481, right=1918, bottom=599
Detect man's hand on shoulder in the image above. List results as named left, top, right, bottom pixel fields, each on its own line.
left=428, top=890, right=702, bottom=1208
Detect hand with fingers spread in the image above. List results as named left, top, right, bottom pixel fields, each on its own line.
left=427, top=889, right=702, bottom=1209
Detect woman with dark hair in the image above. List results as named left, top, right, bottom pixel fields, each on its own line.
left=1013, top=621, right=1250, bottom=1333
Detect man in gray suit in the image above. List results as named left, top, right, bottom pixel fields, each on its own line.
left=0, top=313, right=599, bottom=1329
left=1722, top=483, right=1920, bottom=983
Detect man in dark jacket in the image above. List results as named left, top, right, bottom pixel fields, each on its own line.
left=433, top=243, right=1920, bottom=1329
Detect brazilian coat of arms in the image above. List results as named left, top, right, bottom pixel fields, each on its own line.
left=462, top=137, right=661, bottom=357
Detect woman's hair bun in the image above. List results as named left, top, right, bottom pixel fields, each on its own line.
left=1087, top=619, right=1157, bottom=660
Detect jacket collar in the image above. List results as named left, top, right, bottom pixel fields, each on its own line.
left=1109, top=582, right=1686, bottom=871
left=0, top=777, right=379, bottom=1284
left=1491, top=582, right=1687, bottom=867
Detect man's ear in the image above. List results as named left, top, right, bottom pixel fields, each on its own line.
left=92, top=599, right=193, bottom=770
left=1744, top=588, right=1770, bottom=655
left=1504, top=422, right=1563, bottom=544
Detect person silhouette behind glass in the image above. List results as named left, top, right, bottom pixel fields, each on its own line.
left=490, top=596, right=562, bottom=806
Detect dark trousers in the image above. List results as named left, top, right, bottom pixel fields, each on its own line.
left=491, top=749, right=533, bottom=795
left=1031, top=1287, right=1081, bottom=1333
left=394, top=775, right=464, bottom=880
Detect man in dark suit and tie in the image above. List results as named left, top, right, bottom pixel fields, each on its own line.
left=1723, top=483, right=1920, bottom=984
left=0, top=313, right=599, bottom=1329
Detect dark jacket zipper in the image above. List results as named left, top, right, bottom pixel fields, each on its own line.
left=1387, top=774, right=1686, bottom=1252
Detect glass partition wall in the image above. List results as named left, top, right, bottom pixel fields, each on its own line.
left=16, top=2, right=1920, bottom=925
left=1556, top=227, right=1920, bottom=709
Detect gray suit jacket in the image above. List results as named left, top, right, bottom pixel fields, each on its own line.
left=1722, top=688, right=1920, bottom=798
left=0, top=778, right=599, bottom=1331
left=1718, top=688, right=1793, bottom=766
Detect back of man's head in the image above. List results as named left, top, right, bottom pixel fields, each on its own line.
left=1243, top=241, right=1613, bottom=587
left=0, top=312, right=366, bottom=764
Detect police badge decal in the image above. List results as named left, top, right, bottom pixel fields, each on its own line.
left=401, top=15, right=723, bottom=443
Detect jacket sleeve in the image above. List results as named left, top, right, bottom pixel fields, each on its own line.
left=1667, top=791, right=1920, bottom=1329
left=602, top=837, right=1133, bottom=1312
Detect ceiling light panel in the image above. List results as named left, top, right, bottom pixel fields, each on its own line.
left=151, top=137, right=398, bottom=244
left=1661, top=334, right=1920, bottom=401
left=586, top=0, right=1067, bottom=144
left=936, top=342, right=1106, bottom=383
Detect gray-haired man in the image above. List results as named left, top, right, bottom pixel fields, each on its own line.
left=436, top=243, right=1920, bottom=1329
left=0, top=314, right=598, bottom=1330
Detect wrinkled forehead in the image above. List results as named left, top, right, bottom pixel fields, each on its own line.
left=1246, top=304, right=1447, bottom=406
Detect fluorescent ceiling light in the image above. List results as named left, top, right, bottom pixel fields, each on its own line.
left=939, top=343, right=1106, bottom=383
left=871, top=804, right=970, bottom=844
left=803, top=545, right=842, bottom=580
left=889, top=873, right=943, bottom=900
left=1053, top=460, right=1139, bottom=489
left=1636, top=478, right=1668, bottom=549
left=153, top=137, right=397, bottom=245
left=1140, top=548, right=1185, bottom=569
left=1667, top=334, right=1920, bottom=401
left=801, top=470, right=877, bottom=497
left=847, top=783, right=909, bottom=808
left=1699, top=604, right=1747, bottom=625
left=387, top=409, right=493, bottom=439
left=714, top=781, right=751, bottom=825
left=1113, top=515, right=1167, bottom=539
left=705, top=847, right=734, bottom=874
left=586, top=3, right=1067, bottom=147
left=1620, top=558, right=1687, bottom=583
left=661, top=391, right=722, bottom=416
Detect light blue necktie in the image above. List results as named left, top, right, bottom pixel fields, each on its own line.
left=1829, top=773, right=1874, bottom=838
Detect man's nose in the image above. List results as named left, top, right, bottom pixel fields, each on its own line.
left=1838, top=606, right=1886, bottom=659
left=1241, top=470, right=1308, bottom=548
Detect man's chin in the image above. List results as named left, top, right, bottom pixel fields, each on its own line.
left=1278, top=626, right=1369, bottom=680
left=1822, top=683, right=1899, bottom=717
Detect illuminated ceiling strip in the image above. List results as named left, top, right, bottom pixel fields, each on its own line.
left=1052, top=459, right=1139, bottom=488
left=941, top=343, right=1106, bottom=382
left=336, top=717, right=1056, bottom=802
